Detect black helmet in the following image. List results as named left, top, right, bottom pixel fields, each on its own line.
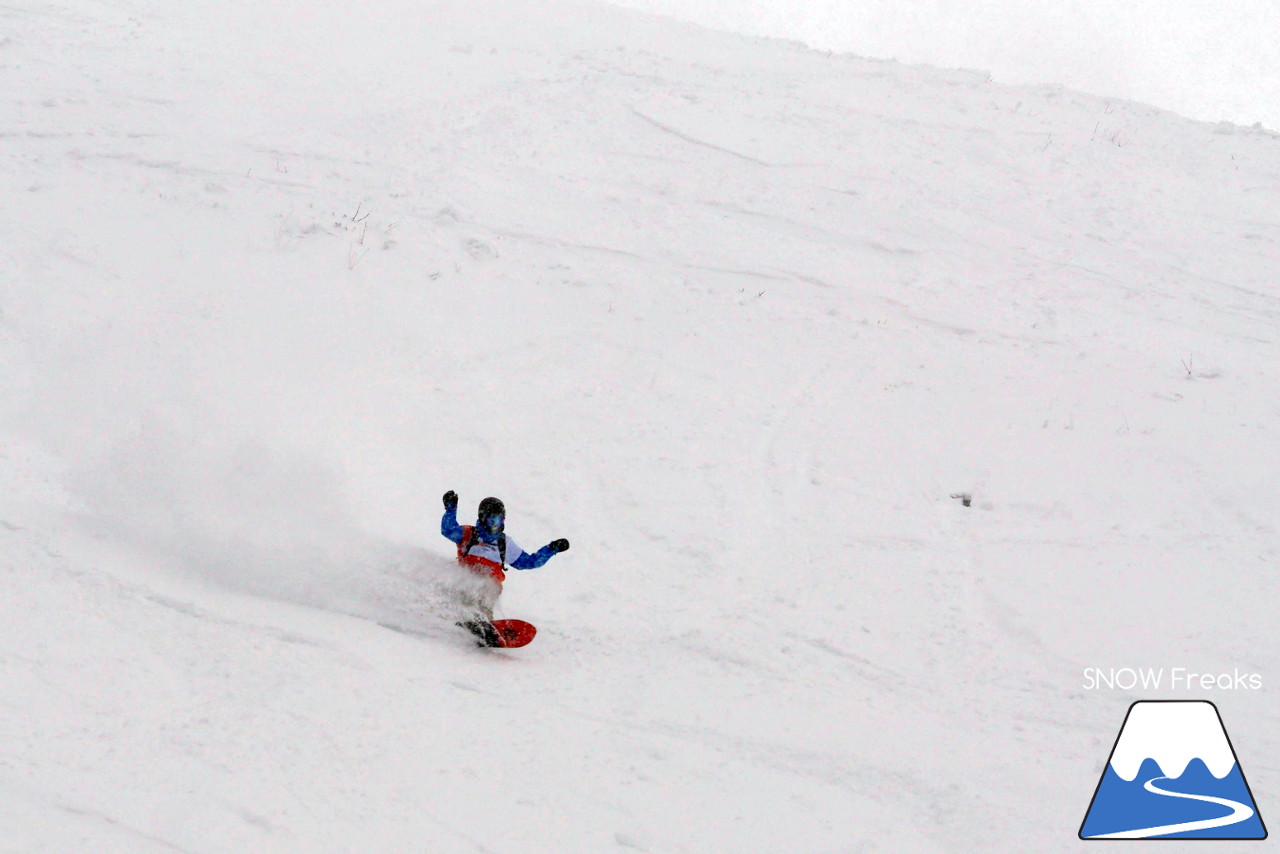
left=477, top=497, right=505, bottom=532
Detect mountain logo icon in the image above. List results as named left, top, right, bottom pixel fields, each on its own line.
left=1080, top=700, right=1267, bottom=840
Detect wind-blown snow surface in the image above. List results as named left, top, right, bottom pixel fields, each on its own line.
left=2, top=0, right=1279, bottom=850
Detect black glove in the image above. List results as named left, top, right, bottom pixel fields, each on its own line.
left=443, top=490, right=458, bottom=511
left=549, top=538, right=570, bottom=554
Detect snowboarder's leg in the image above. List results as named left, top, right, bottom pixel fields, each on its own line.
left=477, top=582, right=499, bottom=622
left=459, top=619, right=502, bottom=646
left=454, top=576, right=498, bottom=620
left=456, top=579, right=502, bottom=645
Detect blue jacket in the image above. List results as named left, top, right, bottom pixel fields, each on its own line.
left=441, top=506, right=557, bottom=572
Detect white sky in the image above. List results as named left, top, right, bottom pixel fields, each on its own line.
left=609, top=0, right=1280, bottom=129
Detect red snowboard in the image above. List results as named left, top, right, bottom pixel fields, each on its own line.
left=491, top=619, right=536, bottom=648
left=461, top=619, right=537, bottom=648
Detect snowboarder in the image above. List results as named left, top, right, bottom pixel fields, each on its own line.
left=441, top=491, right=568, bottom=643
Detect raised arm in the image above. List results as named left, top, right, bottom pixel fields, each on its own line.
left=441, top=490, right=464, bottom=544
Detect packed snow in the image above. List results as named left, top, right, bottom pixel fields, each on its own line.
left=2, top=0, right=1278, bottom=850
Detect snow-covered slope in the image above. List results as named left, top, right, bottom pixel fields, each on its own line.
left=2, top=0, right=1278, bottom=850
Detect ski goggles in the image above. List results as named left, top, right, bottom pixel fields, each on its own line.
left=481, top=514, right=504, bottom=531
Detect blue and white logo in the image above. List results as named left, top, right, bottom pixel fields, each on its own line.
left=1080, top=701, right=1266, bottom=839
